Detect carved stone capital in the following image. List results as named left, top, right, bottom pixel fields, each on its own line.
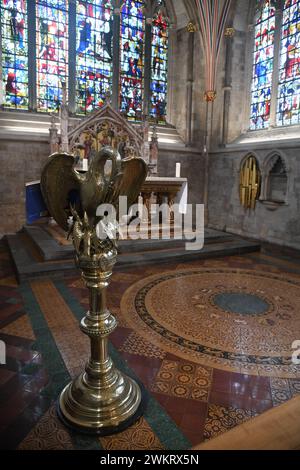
left=225, top=27, right=235, bottom=38
left=204, top=90, right=217, bottom=102
left=186, top=21, right=196, bottom=33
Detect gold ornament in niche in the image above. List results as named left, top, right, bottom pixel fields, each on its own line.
left=239, top=156, right=261, bottom=209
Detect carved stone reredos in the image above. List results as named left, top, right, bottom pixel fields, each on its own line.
left=68, top=103, right=144, bottom=158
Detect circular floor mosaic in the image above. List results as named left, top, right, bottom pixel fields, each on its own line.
left=120, top=268, right=300, bottom=378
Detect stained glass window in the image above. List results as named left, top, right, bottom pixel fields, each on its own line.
left=120, top=0, right=145, bottom=120
left=150, top=12, right=168, bottom=121
left=277, top=0, right=300, bottom=126
left=76, top=1, right=113, bottom=114
left=36, top=0, right=68, bottom=112
left=250, top=0, right=276, bottom=130
left=1, top=0, right=28, bottom=109
left=1, top=0, right=171, bottom=119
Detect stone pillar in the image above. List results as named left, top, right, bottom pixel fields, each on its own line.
left=222, top=28, right=235, bottom=145
left=149, top=125, right=158, bottom=173
left=166, top=24, right=176, bottom=124
left=68, top=0, right=77, bottom=115
left=49, top=115, right=59, bottom=154
left=28, top=1, right=37, bottom=111
left=167, top=191, right=176, bottom=224
left=185, top=22, right=196, bottom=146
left=203, top=98, right=215, bottom=226
left=60, top=84, right=69, bottom=152
left=112, top=6, right=121, bottom=111
left=141, top=191, right=152, bottom=222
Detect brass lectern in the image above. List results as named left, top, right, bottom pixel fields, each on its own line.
left=41, top=146, right=147, bottom=434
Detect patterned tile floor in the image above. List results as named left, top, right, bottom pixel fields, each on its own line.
left=1, top=241, right=300, bottom=449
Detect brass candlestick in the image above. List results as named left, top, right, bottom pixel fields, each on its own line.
left=41, top=146, right=148, bottom=434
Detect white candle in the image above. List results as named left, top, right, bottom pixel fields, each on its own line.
left=82, top=159, right=88, bottom=171
left=176, top=162, right=181, bottom=178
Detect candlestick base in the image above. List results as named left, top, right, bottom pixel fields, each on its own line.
left=58, top=368, right=145, bottom=435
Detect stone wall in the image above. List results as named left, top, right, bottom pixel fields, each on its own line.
left=0, top=137, right=49, bottom=236
left=1, top=0, right=300, bottom=251
left=158, top=147, right=204, bottom=206
left=205, top=0, right=300, bottom=250
left=208, top=144, right=300, bottom=250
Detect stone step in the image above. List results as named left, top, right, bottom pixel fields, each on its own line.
left=23, top=224, right=235, bottom=261
left=117, top=239, right=261, bottom=269
left=6, top=230, right=260, bottom=283
left=6, top=234, right=76, bottom=283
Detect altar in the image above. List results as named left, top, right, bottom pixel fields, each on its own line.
left=141, top=176, right=188, bottom=223
left=26, top=102, right=188, bottom=226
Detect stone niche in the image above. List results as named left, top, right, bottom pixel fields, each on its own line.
left=261, top=153, right=288, bottom=208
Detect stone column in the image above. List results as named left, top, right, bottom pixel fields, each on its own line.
left=185, top=22, right=196, bottom=146
left=222, top=27, right=235, bottom=145
left=112, top=6, right=121, bottom=111
left=49, top=115, right=59, bottom=153
left=28, top=1, right=37, bottom=111
left=167, top=191, right=176, bottom=224
left=203, top=91, right=216, bottom=226
left=141, top=191, right=152, bottom=223
left=166, top=24, right=176, bottom=124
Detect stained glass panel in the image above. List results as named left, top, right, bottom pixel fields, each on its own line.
left=76, top=1, right=113, bottom=114
left=120, top=0, right=145, bottom=120
left=36, top=0, right=68, bottom=112
left=277, top=0, right=300, bottom=126
left=1, top=0, right=28, bottom=109
left=250, top=0, right=276, bottom=130
left=150, top=12, right=168, bottom=122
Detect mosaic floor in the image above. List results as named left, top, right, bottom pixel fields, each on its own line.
left=1, top=242, right=300, bottom=450
left=121, top=268, right=300, bottom=377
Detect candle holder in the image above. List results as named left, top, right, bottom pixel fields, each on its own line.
left=41, top=146, right=148, bottom=434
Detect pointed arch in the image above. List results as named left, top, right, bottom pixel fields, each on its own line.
left=262, top=150, right=288, bottom=203
left=75, top=0, right=114, bottom=114
left=36, top=0, right=69, bottom=112
left=0, top=0, right=28, bottom=109
left=150, top=2, right=169, bottom=121
left=250, top=0, right=276, bottom=130
left=277, top=0, right=300, bottom=126
left=119, top=0, right=145, bottom=120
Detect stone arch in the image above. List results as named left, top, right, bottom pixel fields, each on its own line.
left=261, top=151, right=288, bottom=204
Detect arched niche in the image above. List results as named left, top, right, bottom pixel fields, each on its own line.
left=239, top=154, right=261, bottom=209
left=261, top=152, right=288, bottom=207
